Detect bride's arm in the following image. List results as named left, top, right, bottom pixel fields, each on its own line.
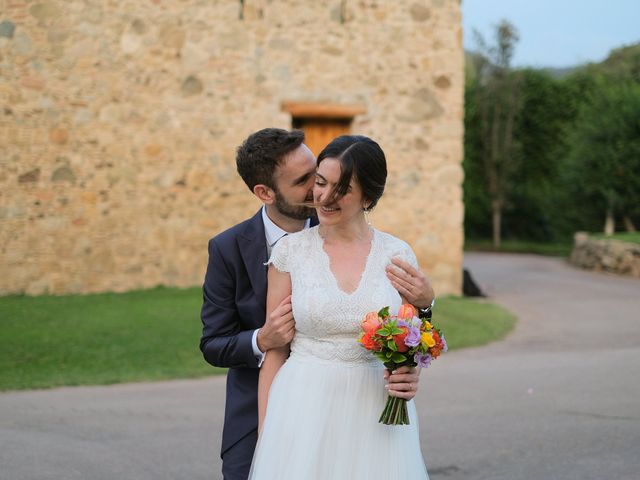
left=257, top=265, right=293, bottom=432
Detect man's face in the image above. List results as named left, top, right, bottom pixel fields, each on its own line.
left=272, top=144, right=317, bottom=220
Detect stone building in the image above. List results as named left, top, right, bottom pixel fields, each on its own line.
left=0, top=0, right=464, bottom=296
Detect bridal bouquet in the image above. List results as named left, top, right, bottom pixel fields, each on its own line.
left=358, top=304, right=447, bottom=425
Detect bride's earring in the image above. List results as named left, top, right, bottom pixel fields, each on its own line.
left=363, top=205, right=372, bottom=226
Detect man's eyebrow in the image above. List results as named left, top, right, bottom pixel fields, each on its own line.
left=292, top=171, right=314, bottom=185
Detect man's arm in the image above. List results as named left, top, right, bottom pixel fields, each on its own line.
left=200, top=238, right=260, bottom=369
left=200, top=238, right=296, bottom=369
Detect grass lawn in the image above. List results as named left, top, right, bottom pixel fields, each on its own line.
left=0, top=288, right=515, bottom=391
left=431, top=296, right=515, bottom=350
left=0, top=287, right=217, bottom=391
left=465, top=238, right=573, bottom=257
left=591, top=232, right=640, bottom=245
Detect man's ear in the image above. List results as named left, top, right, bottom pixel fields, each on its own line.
left=253, top=184, right=275, bottom=204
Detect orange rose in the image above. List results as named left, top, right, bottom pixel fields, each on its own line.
left=430, top=345, right=443, bottom=359
left=397, top=304, right=417, bottom=320
left=360, top=332, right=380, bottom=351
left=393, top=327, right=410, bottom=352
left=430, top=331, right=443, bottom=358
left=361, top=311, right=382, bottom=334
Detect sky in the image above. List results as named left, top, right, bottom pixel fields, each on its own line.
left=461, top=0, right=640, bottom=68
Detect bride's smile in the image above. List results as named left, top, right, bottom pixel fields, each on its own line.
left=313, top=158, right=369, bottom=229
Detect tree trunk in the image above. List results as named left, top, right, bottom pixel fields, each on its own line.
left=488, top=100, right=502, bottom=249
left=623, top=215, right=637, bottom=232
left=492, top=199, right=502, bottom=248
left=604, top=208, right=615, bottom=236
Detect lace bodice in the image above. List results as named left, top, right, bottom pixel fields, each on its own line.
left=268, top=227, right=419, bottom=364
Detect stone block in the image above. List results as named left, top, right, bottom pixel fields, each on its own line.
left=0, top=20, right=16, bottom=38
left=570, top=234, right=640, bottom=278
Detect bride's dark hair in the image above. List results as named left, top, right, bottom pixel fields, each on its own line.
left=316, top=135, right=387, bottom=211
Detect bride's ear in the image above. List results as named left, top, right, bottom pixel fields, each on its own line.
left=254, top=184, right=276, bottom=204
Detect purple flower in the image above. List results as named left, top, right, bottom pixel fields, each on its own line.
left=404, top=326, right=421, bottom=347
left=441, top=333, right=448, bottom=353
left=415, top=352, right=433, bottom=368
left=409, top=317, right=422, bottom=329
left=397, top=319, right=409, bottom=328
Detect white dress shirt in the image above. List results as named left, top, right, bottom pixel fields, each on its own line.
left=252, top=206, right=310, bottom=365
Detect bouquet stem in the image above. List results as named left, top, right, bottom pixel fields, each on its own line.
left=379, top=395, right=410, bottom=425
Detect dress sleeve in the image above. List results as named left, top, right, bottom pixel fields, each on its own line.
left=394, top=240, right=420, bottom=270
left=266, top=236, right=290, bottom=273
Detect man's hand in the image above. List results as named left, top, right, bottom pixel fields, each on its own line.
left=386, top=257, right=434, bottom=308
left=256, top=295, right=295, bottom=352
left=384, top=366, right=421, bottom=400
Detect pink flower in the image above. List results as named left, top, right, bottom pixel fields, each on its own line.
left=397, top=304, right=417, bottom=320
left=361, top=311, right=381, bottom=334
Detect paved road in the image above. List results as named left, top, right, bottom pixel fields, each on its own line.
left=1, top=253, right=639, bottom=480
left=421, top=253, right=640, bottom=480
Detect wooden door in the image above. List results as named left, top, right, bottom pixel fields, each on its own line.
left=292, top=118, right=351, bottom=157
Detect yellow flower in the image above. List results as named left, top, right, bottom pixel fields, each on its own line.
left=421, top=332, right=436, bottom=347
left=422, top=321, right=433, bottom=331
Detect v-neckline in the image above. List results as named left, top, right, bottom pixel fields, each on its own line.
left=317, top=228, right=376, bottom=297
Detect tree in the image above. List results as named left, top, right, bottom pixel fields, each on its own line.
left=464, top=40, right=640, bottom=243
left=504, top=69, right=577, bottom=241
left=470, top=20, right=522, bottom=247
left=566, top=80, right=640, bottom=234
left=463, top=76, right=492, bottom=240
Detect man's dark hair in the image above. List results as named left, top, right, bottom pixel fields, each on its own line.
left=236, top=128, right=305, bottom=191
left=316, top=135, right=387, bottom=211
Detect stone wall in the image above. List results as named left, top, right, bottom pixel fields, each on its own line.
left=570, top=233, right=640, bottom=278
left=0, top=0, right=464, bottom=295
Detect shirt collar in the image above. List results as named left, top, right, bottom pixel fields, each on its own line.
left=261, top=205, right=310, bottom=248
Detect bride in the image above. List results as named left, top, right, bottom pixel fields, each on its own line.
left=249, top=135, right=430, bottom=479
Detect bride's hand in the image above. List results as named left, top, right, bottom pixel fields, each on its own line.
left=386, top=258, right=434, bottom=309
left=384, top=366, right=420, bottom=400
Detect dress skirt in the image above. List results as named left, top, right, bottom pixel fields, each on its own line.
left=248, top=351, right=429, bottom=479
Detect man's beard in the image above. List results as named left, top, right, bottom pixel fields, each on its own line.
left=274, top=190, right=315, bottom=220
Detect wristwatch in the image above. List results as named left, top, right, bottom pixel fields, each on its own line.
left=417, top=298, right=435, bottom=319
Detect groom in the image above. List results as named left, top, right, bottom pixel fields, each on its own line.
left=200, top=128, right=435, bottom=480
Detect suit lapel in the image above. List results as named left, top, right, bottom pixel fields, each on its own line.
left=238, top=210, right=268, bottom=316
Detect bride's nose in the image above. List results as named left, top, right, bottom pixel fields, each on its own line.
left=313, top=185, right=325, bottom=202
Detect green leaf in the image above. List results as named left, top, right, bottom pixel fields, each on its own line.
left=387, top=339, right=397, bottom=351
left=378, top=306, right=390, bottom=318
left=385, top=350, right=393, bottom=359
left=391, top=353, right=407, bottom=363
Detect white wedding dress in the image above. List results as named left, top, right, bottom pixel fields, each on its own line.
left=248, top=226, right=429, bottom=479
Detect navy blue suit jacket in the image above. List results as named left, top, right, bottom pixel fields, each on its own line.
left=200, top=209, right=316, bottom=457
